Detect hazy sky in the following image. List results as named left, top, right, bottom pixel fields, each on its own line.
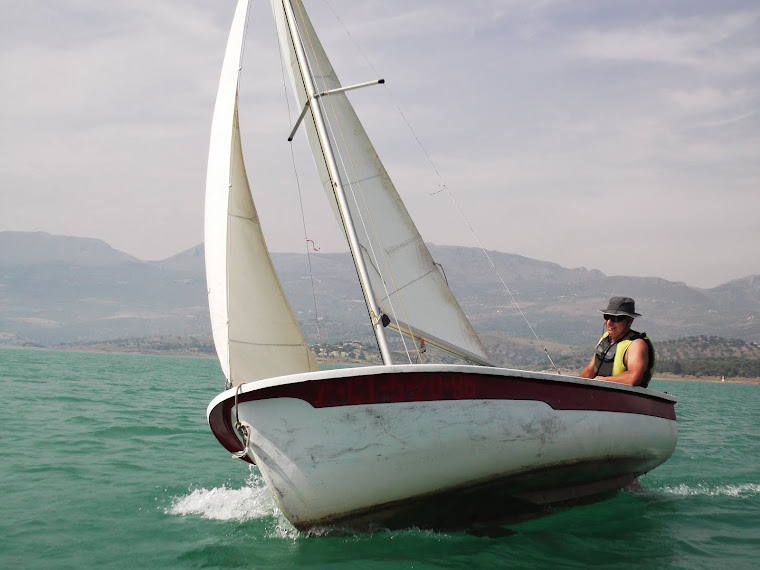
left=2, top=0, right=758, bottom=288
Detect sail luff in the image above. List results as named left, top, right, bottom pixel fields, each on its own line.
left=204, top=0, right=248, bottom=380
left=205, top=0, right=318, bottom=386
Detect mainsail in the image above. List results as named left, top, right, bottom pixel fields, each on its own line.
left=271, top=0, right=491, bottom=365
left=205, top=0, right=318, bottom=386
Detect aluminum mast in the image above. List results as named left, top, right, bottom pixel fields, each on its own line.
left=280, top=0, right=393, bottom=364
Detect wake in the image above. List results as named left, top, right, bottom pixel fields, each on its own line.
left=166, top=472, right=278, bottom=522
left=659, top=482, right=760, bottom=497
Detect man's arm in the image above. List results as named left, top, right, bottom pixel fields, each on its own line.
left=579, top=355, right=597, bottom=378
left=605, top=338, right=649, bottom=386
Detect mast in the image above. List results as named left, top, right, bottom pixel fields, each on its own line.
left=280, top=0, right=393, bottom=364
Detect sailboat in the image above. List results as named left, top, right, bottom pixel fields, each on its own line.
left=205, top=0, right=677, bottom=532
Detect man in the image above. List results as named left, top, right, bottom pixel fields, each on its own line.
left=579, top=296, right=655, bottom=387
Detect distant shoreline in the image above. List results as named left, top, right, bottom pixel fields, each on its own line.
left=3, top=344, right=757, bottom=384
left=655, top=373, right=759, bottom=385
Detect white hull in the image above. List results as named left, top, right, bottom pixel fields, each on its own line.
left=208, top=365, right=677, bottom=531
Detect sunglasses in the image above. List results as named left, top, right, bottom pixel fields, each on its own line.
left=603, top=314, right=628, bottom=323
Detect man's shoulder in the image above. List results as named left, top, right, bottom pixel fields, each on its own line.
left=628, top=333, right=655, bottom=358
left=629, top=330, right=651, bottom=341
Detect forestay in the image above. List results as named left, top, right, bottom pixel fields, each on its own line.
left=205, top=0, right=318, bottom=386
left=271, top=0, right=491, bottom=365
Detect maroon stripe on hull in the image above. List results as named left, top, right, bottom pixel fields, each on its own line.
left=209, top=402, right=251, bottom=461
left=208, top=370, right=676, bottom=458
left=226, top=370, right=674, bottom=418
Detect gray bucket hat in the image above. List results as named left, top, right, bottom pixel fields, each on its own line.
left=599, top=296, right=641, bottom=318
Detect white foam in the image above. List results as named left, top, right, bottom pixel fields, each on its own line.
left=660, top=483, right=760, bottom=497
left=166, top=472, right=279, bottom=522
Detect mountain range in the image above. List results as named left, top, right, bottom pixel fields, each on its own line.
left=2, top=231, right=760, bottom=356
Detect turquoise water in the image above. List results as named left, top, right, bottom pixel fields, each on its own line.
left=1, top=348, right=758, bottom=569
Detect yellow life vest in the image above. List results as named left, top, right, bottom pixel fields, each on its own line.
left=594, top=331, right=655, bottom=387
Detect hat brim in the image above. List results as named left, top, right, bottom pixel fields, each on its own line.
left=598, top=309, right=641, bottom=318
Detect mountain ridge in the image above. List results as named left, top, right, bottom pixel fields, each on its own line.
left=2, top=231, right=760, bottom=349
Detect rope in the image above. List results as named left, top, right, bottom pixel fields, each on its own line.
left=231, top=384, right=253, bottom=460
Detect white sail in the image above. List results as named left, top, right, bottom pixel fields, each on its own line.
left=205, top=0, right=318, bottom=386
left=271, top=0, right=491, bottom=365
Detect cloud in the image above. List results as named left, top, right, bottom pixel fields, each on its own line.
left=568, top=10, right=760, bottom=69
left=0, top=0, right=759, bottom=288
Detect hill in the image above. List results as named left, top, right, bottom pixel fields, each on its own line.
left=655, top=335, right=760, bottom=379
left=3, top=232, right=760, bottom=358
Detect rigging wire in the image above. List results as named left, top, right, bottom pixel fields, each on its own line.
left=318, top=1, right=454, bottom=364
left=314, top=93, right=419, bottom=364
left=273, top=8, right=325, bottom=345
left=293, top=0, right=420, bottom=364
left=322, top=0, right=561, bottom=373
left=322, top=107, right=419, bottom=365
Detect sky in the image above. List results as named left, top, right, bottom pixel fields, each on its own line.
left=1, top=0, right=758, bottom=289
